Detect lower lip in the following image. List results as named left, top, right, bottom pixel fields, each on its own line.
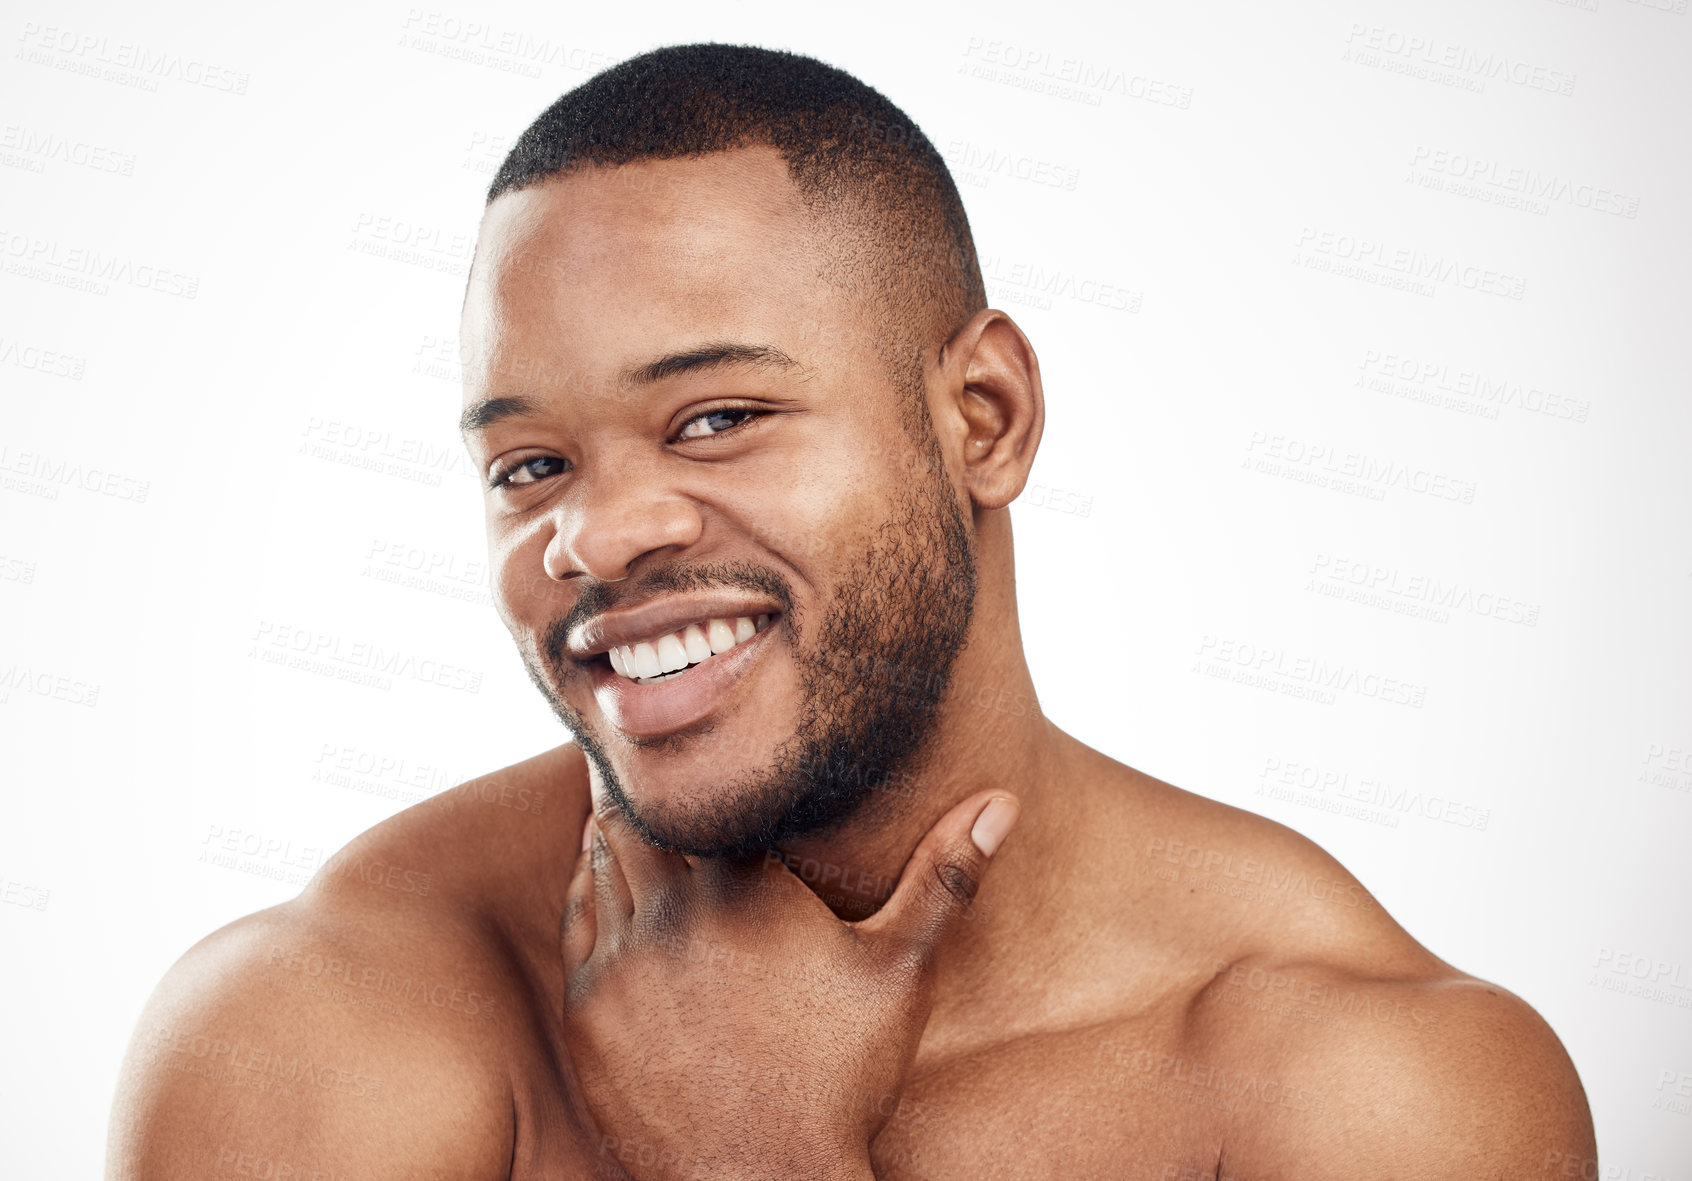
left=589, top=622, right=778, bottom=738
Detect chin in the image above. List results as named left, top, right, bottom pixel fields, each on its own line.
left=566, top=664, right=816, bottom=854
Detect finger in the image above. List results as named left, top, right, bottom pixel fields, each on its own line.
left=592, top=798, right=693, bottom=918
left=591, top=819, right=635, bottom=933
left=560, top=812, right=597, bottom=976
left=858, top=791, right=1020, bottom=955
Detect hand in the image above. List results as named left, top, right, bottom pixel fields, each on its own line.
left=560, top=787, right=1021, bottom=1181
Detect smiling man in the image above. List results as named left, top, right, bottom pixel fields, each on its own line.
left=109, top=44, right=1596, bottom=1181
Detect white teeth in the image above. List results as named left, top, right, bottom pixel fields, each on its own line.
left=606, top=614, right=776, bottom=683
left=706, top=619, right=736, bottom=654
left=682, top=623, right=711, bottom=663
left=656, top=633, right=689, bottom=673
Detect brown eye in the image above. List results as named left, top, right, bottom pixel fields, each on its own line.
left=677, top=408, right=757, bottom=440
left=492, top=456, right=568, bottom=488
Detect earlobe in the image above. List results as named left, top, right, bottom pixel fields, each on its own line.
left=945, top=311, right=1045, bottom=512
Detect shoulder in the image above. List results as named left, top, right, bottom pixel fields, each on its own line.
left=1121, top=768, right=1403, bottom=955
left=1119, top=770, right=1594, bottom=1175
left=309, top=741, right=589, bottom=931
left=1210, top=969, right=1596, bottom=1177
left=107, top=744, right=591, bottom=1180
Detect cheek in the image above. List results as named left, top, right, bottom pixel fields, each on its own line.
left=729, top=443, right=890, bottom=577
left=490, top=526, right=558, bottom=629
left=739, top=489, right=879, bottom=589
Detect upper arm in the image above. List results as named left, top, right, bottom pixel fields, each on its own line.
left=1264, top=977, right=1596, bottom=1179
left=1386, top=981, right=1595, bottom=1176
left=106, top=905, right=516, bottom=1181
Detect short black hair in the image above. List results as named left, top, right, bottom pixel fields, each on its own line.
left=486, top=43, right=987, bottom=420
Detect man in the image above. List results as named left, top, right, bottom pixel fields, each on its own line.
left=108, top=44, right=1596, bottom=1180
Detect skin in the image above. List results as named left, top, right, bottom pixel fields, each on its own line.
left=106, top=146, right=1597, bottom=1180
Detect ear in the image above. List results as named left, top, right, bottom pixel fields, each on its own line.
left=933, top=310, right=1046, bottom=511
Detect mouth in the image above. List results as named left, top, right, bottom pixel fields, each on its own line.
left=579, top=609, right=784, bottom=739
left=603, top=613, right=775, bottom=685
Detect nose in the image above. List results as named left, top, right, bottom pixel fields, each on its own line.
left=542, top=463, right=704, bottom=582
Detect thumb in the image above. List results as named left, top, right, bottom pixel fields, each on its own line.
left=859, top=791, right=1021, bottom=953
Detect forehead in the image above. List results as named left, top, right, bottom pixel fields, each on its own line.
left=462, top=145, right=862, bottom=394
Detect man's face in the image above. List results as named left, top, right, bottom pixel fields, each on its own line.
left=461, top=146, right=977, bottom=856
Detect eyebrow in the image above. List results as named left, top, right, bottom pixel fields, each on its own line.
left=625, top=341, right=797, bottom=387
left=458, top=341, right=799, bottom=436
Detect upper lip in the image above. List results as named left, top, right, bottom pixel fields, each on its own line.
left=565, top=592, right=784, bottom=660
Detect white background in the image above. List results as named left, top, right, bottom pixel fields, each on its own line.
left=2, top=0, right=1689, bottom=1175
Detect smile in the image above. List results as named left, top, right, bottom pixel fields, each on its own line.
left=606, top=614, right=774, bottom=684
left=582, top=605, right=784, bottom=739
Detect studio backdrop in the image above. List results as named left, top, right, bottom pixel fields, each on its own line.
left=2, top=0, right=1688, bottom=1176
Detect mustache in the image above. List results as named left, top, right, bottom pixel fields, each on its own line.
left=541, top=560, right=796, bottom=673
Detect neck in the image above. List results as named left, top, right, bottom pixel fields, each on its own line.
left=771, top=649, right=1059, bottom=916
left=770, top=523, right=1086, bottom=1011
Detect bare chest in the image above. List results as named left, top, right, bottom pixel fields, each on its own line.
left=503, top=1020, right=1293, bottom=1181
left=869, top=1027, right=1248, bottom=1181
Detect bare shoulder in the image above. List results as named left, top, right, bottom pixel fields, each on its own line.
left=107, top=744, right=591, bottom=1181
left=1201, top=962, right=1596, bottom=1177
left=1113, top=765, right=1594, bottom=1176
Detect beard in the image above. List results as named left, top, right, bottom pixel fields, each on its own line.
left=517, top=424, right=978, bottom=858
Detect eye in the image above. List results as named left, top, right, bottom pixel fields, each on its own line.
left=676, top=407, right=761, bottom=441
left=489, top=455, right=569, bottom=489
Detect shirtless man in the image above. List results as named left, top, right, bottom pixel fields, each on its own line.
left=107, top=43, right=1596, bottom=1180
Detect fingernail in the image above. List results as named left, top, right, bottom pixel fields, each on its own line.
left=581, top=816, right=595, bottom=853
left=970, top=797, right=1020, bottom=857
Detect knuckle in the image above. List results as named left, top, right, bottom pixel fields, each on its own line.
left=880, top=930, right=934, bottom=979
left=932, top=860, right=980, bottom=906
left=564, top=961, right=603, bottom=1009
left=558, top=894, right=593, bottom=934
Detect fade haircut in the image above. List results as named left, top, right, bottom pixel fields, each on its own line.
left=485, top=42, right=987, bottom=435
